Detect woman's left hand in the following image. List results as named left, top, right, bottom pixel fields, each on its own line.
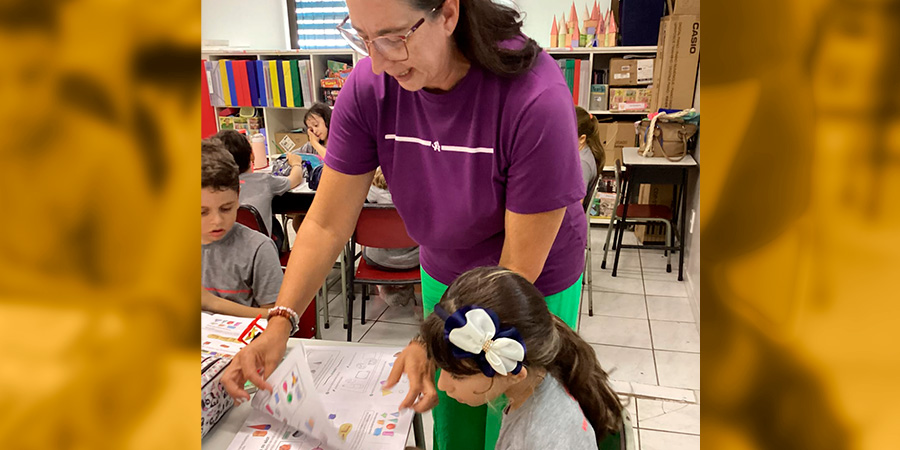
left=384, top=341, right=438, bottom=413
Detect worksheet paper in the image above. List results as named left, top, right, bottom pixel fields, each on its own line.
left=201, top=313, right=267, bottom=358
left=226, top=343, right=414, bottom=450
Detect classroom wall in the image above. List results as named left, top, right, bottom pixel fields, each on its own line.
left=201, top=0, right=290, bottom=50
left=510, top=0, right=614, bottom=48
left=684, top=68, right=700, bottom=329
left=199, top=0, right=610, bottom=50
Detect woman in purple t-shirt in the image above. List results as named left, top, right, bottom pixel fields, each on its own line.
left=222, top=1, right=589, bottom=449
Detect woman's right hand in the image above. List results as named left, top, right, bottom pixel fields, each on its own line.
left=384, top=341, right=438, bottom=413
left=221, top=317, right=292, bottom=403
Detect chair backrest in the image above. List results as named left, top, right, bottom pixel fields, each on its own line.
left=236, top=204, right=269, bottom=236
left=354, top=204, right=417, bottom=249
left=583, top=172, right=602, bottom=214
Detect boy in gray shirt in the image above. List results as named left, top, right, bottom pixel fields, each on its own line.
left=201, top=139, right=284, bottom=318
left=215, top=130, right=304, bottom=238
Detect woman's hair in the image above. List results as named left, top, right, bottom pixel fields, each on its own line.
left=576, top=106, right=605, bottom=174
left=201, top=138, right=240, bottom=192
left=407, top=0, right=541, bottom=77
left=372, top=166, right=388, bottom=189
left=304, top=102, right=332, bottom=131
left=421, top=266, right=622, bottom=441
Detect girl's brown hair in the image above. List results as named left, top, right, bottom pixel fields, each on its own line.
left=421, top=266, right=622, bottom=442
left=576, top=106, right=605, bottom=175
left=406, top=0, right=541, bottom=77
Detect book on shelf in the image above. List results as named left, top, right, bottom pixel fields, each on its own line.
left=206, top=58, right=321, bottom=108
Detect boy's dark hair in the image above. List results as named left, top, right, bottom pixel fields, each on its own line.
left=421, top=266, right=623, bottom=442
left=213, top=130, right=253, bottom=173
left=201, top=138, right=240, bottom=192
left=304, top=102, right=332, bottom=130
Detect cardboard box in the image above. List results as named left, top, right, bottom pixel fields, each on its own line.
left=634, top=184, right=675, bottom=243
left=596, top=121, right=637, bottom=166
left=675, top=0, right=700, bottom=15
left=609, top=88, right=652, bottom=112
left=272, top=132, right=309, bottom=154
left=650, top=15, right=700, bottom=111
left=609, top=58, right=636, bottom=86
left=636, top=59, right=655, bottom=84
left=589, top=84, right=609, bottom=111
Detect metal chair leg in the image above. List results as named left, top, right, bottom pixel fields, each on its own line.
left=665, top=219, right=673, bottom=273
left=360, top=284, right=368, bottom=325
left=601, top=219, right=616, bottom=269
left=341, top=244, right=349, bottom=330
left=322, top=284, right=330, bottom=329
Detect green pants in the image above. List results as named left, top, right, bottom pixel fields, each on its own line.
left=421, top=269, right=582, bottom=450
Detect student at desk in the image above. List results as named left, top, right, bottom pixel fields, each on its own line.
left=221, top=1, right=587, bottom=449
left=215, top=130, right=304, bottom=248
left=201, top=140, right=284, bottom=318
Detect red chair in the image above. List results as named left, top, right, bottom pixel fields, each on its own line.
left=344, top=204, right=420, bottom=342
left=236, top=205, right=319, bottom=338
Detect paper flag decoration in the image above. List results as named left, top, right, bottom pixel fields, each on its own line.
left=550, top=15, right=558, bottom=48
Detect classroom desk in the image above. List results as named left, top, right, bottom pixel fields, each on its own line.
left=614, top=147, right=698, bottom=281
left=202, top=338, right=426, bottom=450
left=272, top=184, right=316, bottom=215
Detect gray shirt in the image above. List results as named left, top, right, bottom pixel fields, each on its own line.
left=201, top=223, right=283, bottom=307
left=579, top=145, right=598, bottom=196
left=496, top=375, right=598, bottom=450
left=239, top=172, right=291, bottom=235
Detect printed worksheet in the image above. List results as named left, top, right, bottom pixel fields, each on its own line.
left=201, top=313, right=267, bottom=358
left=226, top=343, right=414, bottom=450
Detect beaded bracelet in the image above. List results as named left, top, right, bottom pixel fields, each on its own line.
left=267, top=306, right=300, bottom=336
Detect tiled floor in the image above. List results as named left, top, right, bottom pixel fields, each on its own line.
left=310, top=225, right=699, bottom=450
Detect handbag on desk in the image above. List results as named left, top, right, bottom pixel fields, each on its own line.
left=638, top=110, right=699, bottom=162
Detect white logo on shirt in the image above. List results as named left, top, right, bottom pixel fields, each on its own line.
left=384, top=134, right=494, bottom=154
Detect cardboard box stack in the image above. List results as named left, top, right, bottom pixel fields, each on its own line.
left=649, top=3, right=700, bottom=112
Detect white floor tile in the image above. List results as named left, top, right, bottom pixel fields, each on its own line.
left=591, top=225, right=640, bottom=249
left=639, top=429, right=700, bottom=450
left=646, top=296, right=695, bottom=322
left=579, top=315, right=652, bottom=349
left=639, top=250, right=673, bottom=271
left=637, top=399, right=700, bottom=435
left=630, top=383, right=697, bottom=403
left=581, top=292, right=648, bottom=319
left=593, top=249, right=643, bottom=271
left=318, top=315, right=375, bottom=343
left=643, top=279, right=688, bottom=297
left=655, top=351, right=700, bottom=390
left=328, top=292, right=389, bottom=322
left=378, top=303, right=424, bottom=326
left=590, top=272, right=645, bottom=295
left=610, top=381, right=696, bottom=403
left=591, top=344, right=657, bottom=385
left=359, top=322, right=420, bottom=347
left=650, top=321, right=699, bottom=353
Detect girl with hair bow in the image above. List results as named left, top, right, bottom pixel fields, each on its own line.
left=410, top=266, right=624, bottom=449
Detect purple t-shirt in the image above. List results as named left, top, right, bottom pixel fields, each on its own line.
left=325, top=52, right=586, bottom=295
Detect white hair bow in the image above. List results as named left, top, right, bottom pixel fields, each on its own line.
left=445, top=307, right=526, bottom=377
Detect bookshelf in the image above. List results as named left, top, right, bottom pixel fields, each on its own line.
left=546, top=45, right=657, bottom=115
left=203, top=49, right=359, bottom=155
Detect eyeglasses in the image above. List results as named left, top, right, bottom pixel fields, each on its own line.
left=336, top=2, right=443, bottom=62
